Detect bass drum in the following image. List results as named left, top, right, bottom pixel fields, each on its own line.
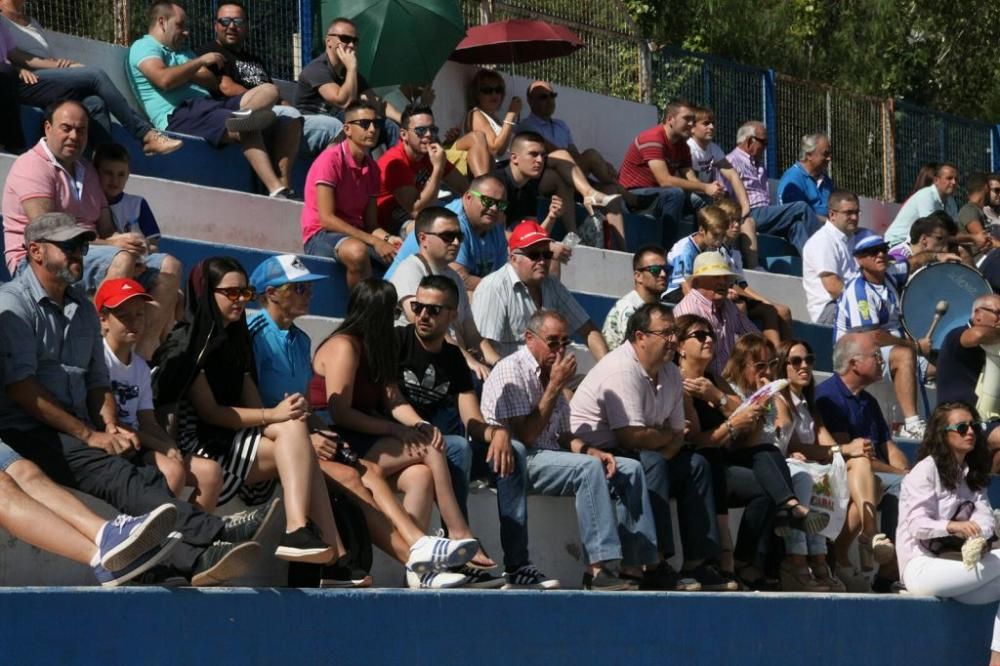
left=901, top=262, right=992, bottom=349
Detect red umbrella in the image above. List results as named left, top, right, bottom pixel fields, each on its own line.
left=449, top=19, right=584, bottom=65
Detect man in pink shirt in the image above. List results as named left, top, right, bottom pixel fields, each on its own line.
left=672, top=250, right=759, bottom=376
left=301, top=100, right=386, bottom=290
left=1, top=99, right=180, bottom=358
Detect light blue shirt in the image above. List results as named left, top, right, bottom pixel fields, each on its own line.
left=247, top=309, right=312, bottom=408
left=517, top=113, right=574, bottom=150
left=666, top=234, right=700, bottom=293
left=384, top=198, right=507, bottom=281
left=777, top=162, right=834, bottom=217
left=127, top=34, right=210, bottom=130
left=884, top=184, right=959, bottom=246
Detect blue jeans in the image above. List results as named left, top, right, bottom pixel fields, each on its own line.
left=627, top=186, right=705, bottom=246
left=525, top=447, right=659, bottom=567
left=0, top=440, right=22, bottom=472
left=21, top=67, right=152, bottom=145
left=294, top=113, right=344, bottom=157
left=783, top=466, right=827, bottom=555
left=81, top=245, right=168, bottom=294
left=875, top=472, right=902, bottom=541
left=749, top=201, right=820, bottom=254
left=639, top=449, right=721, bottom=562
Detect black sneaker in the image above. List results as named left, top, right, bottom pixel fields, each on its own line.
left=220, top=498, right=282, bottom=544
left=275, top=526, right=335, bottom=564
left=642, top=561, right=701, bottom=591
left=319, top=556, right=372, bottom=588
left=125, top=565, right=188, bottom=587
left=502, top=562, right=561, bottom=590
left=191, top=541, right=262, bottom=587
left=457, top=565, right=506, bottom=589
left=582, top=568, right=635, bottom=592
left=682, top=563, right=739, bottom=592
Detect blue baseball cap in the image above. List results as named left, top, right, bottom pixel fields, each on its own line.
left=249, top=254, right=326, bottom=292
left=853, top=234, right=889, bottom=255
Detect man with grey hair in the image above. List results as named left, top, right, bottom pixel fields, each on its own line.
left=725, top=121, right=819, bottom=254
left=777, top=133, right=835, bottom=224
left=815, top=331, right=908, bottom=593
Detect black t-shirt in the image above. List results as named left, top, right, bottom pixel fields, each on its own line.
left=195, top=41, right=272, bottom=95
left=295, top=53, right=371, bottom=115
left=395, top=325, right=473, bottom=420
left=491, top=165, right=540, bottom=228
left=935, top=323, right=984, bottom=406
left=691, top=371, right=727, bottom=433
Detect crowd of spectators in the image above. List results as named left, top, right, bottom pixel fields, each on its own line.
left=6, top=4, right=1000, bottom=658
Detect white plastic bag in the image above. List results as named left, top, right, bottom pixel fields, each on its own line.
left=787, top=453, right=849, bottom=541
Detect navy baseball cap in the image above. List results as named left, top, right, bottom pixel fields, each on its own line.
left=853, top=234, right=889, bottom=255
left=249, top=254, right=326, bottom=292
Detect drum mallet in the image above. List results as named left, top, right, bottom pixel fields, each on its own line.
left=924, top=300, right=949, bottom=341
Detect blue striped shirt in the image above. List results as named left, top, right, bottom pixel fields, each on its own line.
left=666, top=235, right=700, bottom=293
left=834, top=275, right=901, bottom=341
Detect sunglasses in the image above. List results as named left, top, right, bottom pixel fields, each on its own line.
left=279, top=282, right=312, bottom=295
left=752, top=359, right=780, bottom=372
left=991, top=188, right=1000, bottom=194
left=644, top=327, right=677, bottom=340
left=42, top=238, right=89, bottom=256
left=787, top=354, right=816, bottom=368
left=637, top=264, right=668, bottom=277
left=976, top=305, right=1000, bottom=317
left=424, top=230, right=464, bottom=244
left=532, top=92, right=558, bottom=101
left=328, top=33, right=359, bottom=45
left=217, top=17, right=246, bottom=27
left=856, top=246, right=889, bottom=257
left=683, top=330, right=716, bottom=343
left=479, top=86, right=504, bottom=95
left=214, top=286, right=256, bottom=302
left=515, top=249, right=554, bottom=262
left=470, top=189, right=508, bottom=212
left=410, top=301, right=452, bottom=317
left=528, top=328, right=571, bottom=350
left=943, top=421, right=982, bottom=436
left=346, top=118, right=382, bottom=131
left=408, top=125, right=439, bottom=138
left=749, top=136, right=768, bottom=145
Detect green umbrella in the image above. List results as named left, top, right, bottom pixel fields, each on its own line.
left=317, top=0, right=466, bottom=87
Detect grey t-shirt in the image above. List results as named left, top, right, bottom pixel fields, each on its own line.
left=958, top=202, right=987, bottom=233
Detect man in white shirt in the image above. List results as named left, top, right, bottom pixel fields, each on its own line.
left=802, top=190, right=860, bottom=324
left=602, top=244, right=668, bottom=351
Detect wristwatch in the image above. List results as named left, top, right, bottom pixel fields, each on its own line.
left=830, top=444, right=842, bottom=460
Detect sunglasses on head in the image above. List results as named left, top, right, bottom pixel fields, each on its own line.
left=943, top=421, right=982, bottom=436
left=214, top=286, right=256, bottom=302
left=279, top=282, right=312, bottom=295
left=328, top=33, right=359, bottom=45
left=753, top=359, right=780, bottom=372
left=424, top=230, right=464, bottom=244
left=470, top=189, right=508, bottom=212
left=516, top=249, right=554, bottom=262
left=346, top=118, right=382, bottom=131
left=528, top=328, right=571, bottom=350
left=479, top=85, right=504, bottom=95
left=217, top=17, right=246, bottom=27
left=683, top=330, right=716, bottom=343
left=788, top=354, right=816, bottom=368
left=637, top=263, right=668, bottom=277
left=408, top=124, right=439, bottom=138
left=410, top=301, right=452, bottom=317
left=42, top=238, right=89, bottom=256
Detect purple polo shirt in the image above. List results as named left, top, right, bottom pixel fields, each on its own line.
left=301, top=141, right=380, bottom=244
left=725, top=147, right=770, bottom=209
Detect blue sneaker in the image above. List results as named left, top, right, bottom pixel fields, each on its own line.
left=93, top=532, right=181, bottom=587
left=98, top=503, right=178, bottom=572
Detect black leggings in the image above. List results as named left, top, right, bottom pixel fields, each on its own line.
left=725, top=444, right=797, bottom=507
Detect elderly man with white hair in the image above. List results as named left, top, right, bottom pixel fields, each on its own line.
left=725, top=121, right=820, bottom=254
left=777, top=133, right=835, bottom=224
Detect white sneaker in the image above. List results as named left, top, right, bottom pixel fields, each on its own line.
left=406, top=535, right=478, bottom=574
left=406, top=567, right=469, bottom=589
left=897, top=419, right=926, bottom=440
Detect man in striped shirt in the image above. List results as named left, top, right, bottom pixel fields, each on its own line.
left=834, top=234, right=930, bottom=439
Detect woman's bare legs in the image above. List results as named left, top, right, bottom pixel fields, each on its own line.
left=394, top=463, right=434, bottom=530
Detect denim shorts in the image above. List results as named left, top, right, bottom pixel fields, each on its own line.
left=0, top=440, right=23, bottom=471
left=166, top=95, right=243, bottom=147
left=303, top=230, right=385, bottom=266
left=82, top=244, right=166, bottom=294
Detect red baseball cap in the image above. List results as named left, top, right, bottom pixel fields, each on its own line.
left=95, top=278, right=154, bottom=311
left=508, top=219, right=551, bottom=251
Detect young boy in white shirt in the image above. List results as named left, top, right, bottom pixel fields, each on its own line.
left=96, top=278, right=223, bottom=510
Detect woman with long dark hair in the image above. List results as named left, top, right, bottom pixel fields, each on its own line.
left=312, top=278, right=495, bottom=586
left=898, top=402, right=1000, bottom=665
left=153, top=257, right=347, bottom=577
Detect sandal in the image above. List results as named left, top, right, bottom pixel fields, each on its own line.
left=779, top=561, right=830, bottom=592
left=465, top=540, right=497, bottom=571
left=869, top=533, right=895, bottom=565
left=811, top=563, right=846, bottom=593
left=776, top=504, right=829, bottom=536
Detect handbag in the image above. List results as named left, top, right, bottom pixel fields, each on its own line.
left=920, top=501, right=996, bottom=556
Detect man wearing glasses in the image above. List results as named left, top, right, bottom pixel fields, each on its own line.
left=296, top=16, right=401, bottom=150
left=389, top=207, right=499, bottom=375
left=572, top=301, right=733, bottom=591
left=473, top=221, right=608, bottom=360
left=375, top=104, right=471, bottom=235
left=834, top=234, right=930, bottom=440
left=602, top=245, right=669, bottom=351
left=802, top=190, right=862, bottom=324
left=725, top=121, right=819, bottom=254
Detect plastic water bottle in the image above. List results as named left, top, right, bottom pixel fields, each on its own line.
left=562, top=231, right=581, bottom=249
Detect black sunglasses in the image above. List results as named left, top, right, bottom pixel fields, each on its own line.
left=214, top=286, right=256, bottom=302
left=479, top=86, right=504, bottom=95
left=217, top=17, right=246, bottom=27
left=683, top=330, right=716, bottom=343
left=42, top=238, right=89, bottom=256
left=516, top=249, right=554, bottom=262
left=328, top=33, right=359, bottom=45
left=346, top=118, right=382, bottom=131
left=408, top=125, right=439, bottom=138
left=787, top=354, right=816, bottom=368
left=410, top=301, right=453, bottom=317
left=424, top=230, right=464, bottom=244
left=943, top=421, right=983, bottom=436
left=637, top=264, right=668, bottom=277
left=470, top=190, right=508, bottom=212
left=528, top=328, right=571, bottom=350
left=532, top=92, right=558, bottom=101
left=753, top=359, right=780, bottom=372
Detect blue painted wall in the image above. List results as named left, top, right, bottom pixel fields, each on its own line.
left=0, top=588, right=991, bottom=665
